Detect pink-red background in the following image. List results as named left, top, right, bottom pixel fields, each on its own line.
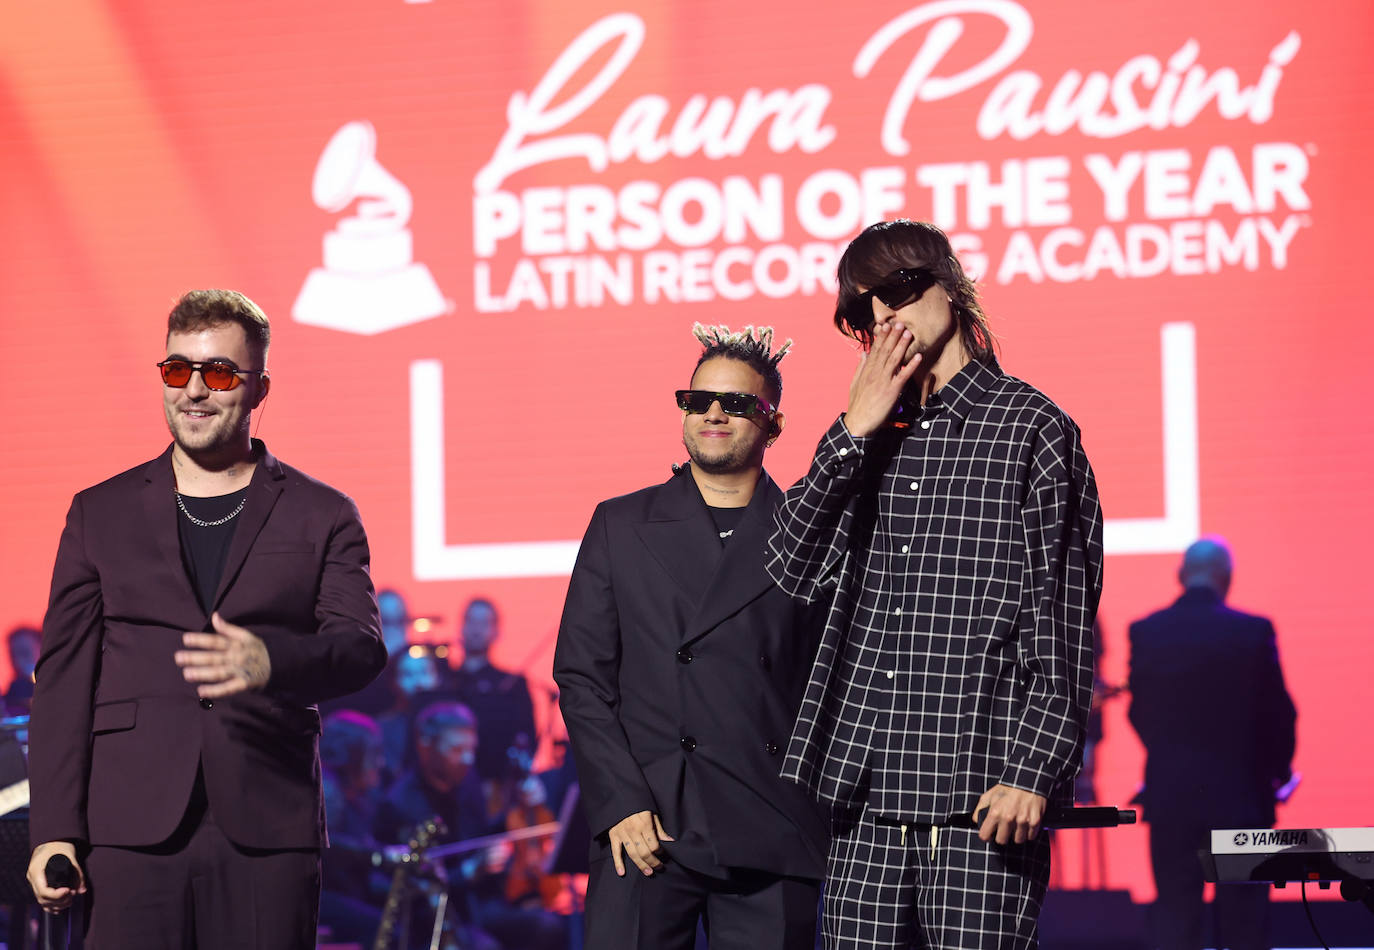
left=2, top=0, right=1371, bottom=900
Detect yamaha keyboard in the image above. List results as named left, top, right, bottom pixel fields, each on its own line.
left=1204, top=827, right=1374, bottom=887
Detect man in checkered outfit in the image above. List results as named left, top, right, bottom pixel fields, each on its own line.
left=767, top=220, right=1103, bottom=948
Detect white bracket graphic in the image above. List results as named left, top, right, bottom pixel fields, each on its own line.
left=411, top=360, right=580, bottom=579
left=410, top=323, right=1197, bottom=579
left=1103, top=321, right=1199, bottom=555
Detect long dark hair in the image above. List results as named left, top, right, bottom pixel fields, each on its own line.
left=834, top=220, right=995, bottom=363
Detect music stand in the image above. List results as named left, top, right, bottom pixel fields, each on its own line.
left=545, top=782, right=590, bottom=876
left=544, top=783, right=590, bottom=950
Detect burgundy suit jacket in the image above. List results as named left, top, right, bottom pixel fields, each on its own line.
left=29, top=441, right=387, bottom=850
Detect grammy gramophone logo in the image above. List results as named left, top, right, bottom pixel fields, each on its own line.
left=292, top=121, right=448, bottom=335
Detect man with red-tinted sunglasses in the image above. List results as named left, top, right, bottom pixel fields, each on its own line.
left=768, top=220, right=1103, bottom=949
left=27, top=289, right=386, bottom=949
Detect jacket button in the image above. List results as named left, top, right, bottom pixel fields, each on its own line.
left=680, top=736, right=697, bottom=752
left=200, top=698, right=214, bottom=710
left=676, top=648, right=693, bottom=664
left=758, top=654, right=771, bottom=670
left=766, top=742, right=779, bottom=755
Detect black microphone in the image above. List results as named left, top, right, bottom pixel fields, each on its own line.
left=44, top=853, right=77, bottom=890
left=960, top=805, right=1137, bottom=830
left=1039, top=806, right=1137, bottom=829
left=42, top=853, right=79, bottom=950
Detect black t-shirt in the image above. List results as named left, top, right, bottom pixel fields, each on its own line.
left=176, top=489, right=248, bottom=612
left=705, top=504, right=746, bottom=545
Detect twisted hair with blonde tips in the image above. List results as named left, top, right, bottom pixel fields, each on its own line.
left=690, top=323, right=793, bottom=405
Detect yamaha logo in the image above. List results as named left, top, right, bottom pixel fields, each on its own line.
left=1234, top=833, right=1249, bottom=846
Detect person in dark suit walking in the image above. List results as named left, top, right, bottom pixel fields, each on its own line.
left=554, top=324, right=828, bottom=950
left=26, top=289, right=387, bottom=949
left=1129, top=537, right=1296, bottom=950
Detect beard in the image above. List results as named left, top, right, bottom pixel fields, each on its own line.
left=683, top=432, right=754, bottom=475
left=165, top=405, right=248, bottom=460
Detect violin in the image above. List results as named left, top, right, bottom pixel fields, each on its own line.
left=492, top=737, right=565, bottom=908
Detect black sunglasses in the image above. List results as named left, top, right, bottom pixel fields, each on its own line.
left=843, top=268, right=941, bottom=331
left=157, top=358, right=261, bottom=391
left=675, top=390, right=775, bottom=418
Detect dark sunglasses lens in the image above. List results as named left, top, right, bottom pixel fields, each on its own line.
left=200, top=362, right=241, bottom=390
left=676, top=390, right=710, bottom=413
left=845, top=298, right=876, bottom=331
left=717, top=393, right=759, bottom=416
left=676, top=391, right=761, bottom=416
left=874, top=270, right=935, bottom=309
left=160, top=360, right=193, bottom=386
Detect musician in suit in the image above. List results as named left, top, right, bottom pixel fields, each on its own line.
left=4, top=626, right=40, bottom=714
left=375, top=701, right=562, bottom=950
left=319, top=710, right=389, bottom=946
left=447, top=597, right=538, bottom=790
left=26, top=289, right=387, bottom=949
left=1129, top=537, right=1296, bottom=950
left=554, top=324, right=828, bottom=950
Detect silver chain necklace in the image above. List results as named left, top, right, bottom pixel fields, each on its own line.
left=175, top=491, right=246, bottom=527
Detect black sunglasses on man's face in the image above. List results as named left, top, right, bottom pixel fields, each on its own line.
left=675, top=390, right=775, bottom=418
left=843, top=268, right=941, bottom=332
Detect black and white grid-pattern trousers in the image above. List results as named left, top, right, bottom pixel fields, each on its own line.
left=823, top=808, right=1051, bottom=949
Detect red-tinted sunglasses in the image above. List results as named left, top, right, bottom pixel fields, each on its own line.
left=157, top=358, right=262, bottom=391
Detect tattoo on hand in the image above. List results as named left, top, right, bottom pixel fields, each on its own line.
left=244, top=656, right=268, bottom=685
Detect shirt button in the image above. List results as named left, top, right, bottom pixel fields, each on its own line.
left=200, top=698, right=213, bottom=710
left=680, top=736, right=697, bottom=752
left=838, top=447, right=849, bottom=457
left=759, top=655, right=771, bottom=671
left=676, top=648, right=693, bottom=664
left=886, top=671, right=896, bottom=680
left=920, top=420, right=931, bottom=430
left=765, top=742, right=780, bottom=756
left=901, top=545, right=909, bottom=554
left=893, top=608, right=902, bottom=616
left=909, top=481, right=919, bottom=491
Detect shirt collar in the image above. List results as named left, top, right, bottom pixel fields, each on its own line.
left=924, top=357, right=1002, bottom=424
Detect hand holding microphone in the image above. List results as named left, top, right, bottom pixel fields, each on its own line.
left=45, top=853, right=78, bottom=889
left=26, top=841, right=85, bottom=913
left=40, top=851, right=82, bottom=950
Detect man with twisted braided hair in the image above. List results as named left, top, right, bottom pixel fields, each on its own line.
left=555, top=324, right=828, bottom=950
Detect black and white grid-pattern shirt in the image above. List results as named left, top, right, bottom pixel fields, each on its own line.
left=767, top=358, right=1103, bottom=823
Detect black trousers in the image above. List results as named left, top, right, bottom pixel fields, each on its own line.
left=83, top=777, right=320, bottom=950
left=584, top=852, right=819, bottom=950
left=1149, top=819, right=1270, bottom=950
